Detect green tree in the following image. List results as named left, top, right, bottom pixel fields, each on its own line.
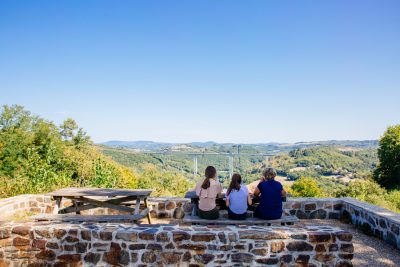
left=137, top=164, right=193, bottom=196
left=60, top=118, right=78, bottom=140
left=73, top=128, right=91, bottom=149
left=290, top=177, right=324, bottom=197
left=373, top=125, right=400, bottom=189
left=0, top=105, right=140, bottom=198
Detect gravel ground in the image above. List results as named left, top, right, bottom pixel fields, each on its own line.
left=302, top=220, right=400, bottom=267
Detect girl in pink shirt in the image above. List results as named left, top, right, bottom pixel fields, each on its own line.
left=195, top=166, right=222, bottom=219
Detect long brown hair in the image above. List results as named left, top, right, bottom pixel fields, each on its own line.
left=227, top=173, right=242, bottom=195
left=202, top=166, right=217, bottom=189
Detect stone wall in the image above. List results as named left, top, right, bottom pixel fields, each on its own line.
left=146, top=197, right=344, bottom=221
left=1, top=194, right=400, bottom=251
left=0, top=195, right=53, bottom=221
left=341, top=197, right=400, bottom=249
left=147, top=197, right=192, bottom=219
left=0, top=222, right=353, bottom=267
left=0, top=195, right=344, bottom=222
left=284, top=198, right=343, bottom=220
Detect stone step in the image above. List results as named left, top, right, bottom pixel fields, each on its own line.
left=31, top=214, right=145, bottom=223
left=182, top=215, right=299, bottom=226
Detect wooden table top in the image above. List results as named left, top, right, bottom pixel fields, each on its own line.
left=48, top=187, right=153, bottom=197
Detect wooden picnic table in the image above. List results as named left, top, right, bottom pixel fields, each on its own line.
left=45, top=187, right=153, bottom=224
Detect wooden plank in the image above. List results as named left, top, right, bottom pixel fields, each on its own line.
left=48, top=187, right=152, bottom=197
left=182, top=215, right=299, bottom=225
left=68, top=196, right=137, bottom=213
left=58, top=195, right=142, bottom=214
left=32, top=214, right=145, bottom=223
left=105, top=195, right=139, bottom=205
left=58, top=204, right=98, bottom=214
left=139, top=208, right=149, bottom=216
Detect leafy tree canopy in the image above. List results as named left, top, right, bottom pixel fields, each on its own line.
left=373, top=125, right=400, bottom=189
left=0, top=105, right=192, bottom=197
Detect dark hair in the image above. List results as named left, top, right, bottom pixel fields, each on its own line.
left=202, top=166, right=217, bottom=189
left=227, top=173, right=242, bottom=196
left=263, top=168, right=277, bottom=180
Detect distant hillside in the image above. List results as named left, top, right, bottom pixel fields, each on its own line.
left=101, top=141, right=177, bottom=151
left=99, top=142, right=378, bottom=189
left=100, top=140, right=378, bottom=153
left=269, top=146, right=378, bottom=181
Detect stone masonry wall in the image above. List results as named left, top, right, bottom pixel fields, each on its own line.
left=341, top=197, right=400, bottom=250
left=0, top=195, right=53, bottom=221
left=1, top=195, right=400, bottom=251
left=0, top=195, right=344, bottom=222
left=284, top=198, right=343, bottom=220
left=0, top=222, right=353, bottom=267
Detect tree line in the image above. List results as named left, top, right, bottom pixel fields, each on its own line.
left=0, top=105, right=192, bottom=198
left=289, top=125, right=400, bottom=213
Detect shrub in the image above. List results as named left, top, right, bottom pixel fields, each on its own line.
left=335, top=179, right=400, bottom=213
left=289, top=177, right=324, bottom=197
left=385, top=190, right=400, bottom=212
left=336, top=179, right=386, bottom=200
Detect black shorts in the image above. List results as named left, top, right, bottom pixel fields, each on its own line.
left=198, top=207, right=219, bottom=220
left=228, top=207, right=247, bottom=220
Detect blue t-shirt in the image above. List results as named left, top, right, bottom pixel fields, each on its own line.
left=227, top=185, right=248, bottom=214
left=256, top=179, right=283, bottom=220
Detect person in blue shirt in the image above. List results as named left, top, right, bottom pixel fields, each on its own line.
left=253, top=168, right=286, bottom=220
left=225, top=174, right=252, bottom=220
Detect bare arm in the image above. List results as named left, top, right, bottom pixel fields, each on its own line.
left=281, top=189, right=287, bottom=196
left=253, top=187, right=260, bottom=197
left=253, top=176, right=265, bottom=197
left=225, top=196, right=230, bottom=207
left=217, top=183, right=223, bottom=198
left=247, top=194, right=252, bottom=205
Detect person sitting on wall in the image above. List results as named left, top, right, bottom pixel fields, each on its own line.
left=225, top=173, right=252, bottom=220
left=195, top=166, right=223, bottom=220
left=253, top=168, right=286, bottom=220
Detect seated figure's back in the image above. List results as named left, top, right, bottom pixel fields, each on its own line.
left=254, top=168, right=284, bottom=220
left=195, top=166, right=222, bottom=220
left=256, top=179, right=283, bottom=219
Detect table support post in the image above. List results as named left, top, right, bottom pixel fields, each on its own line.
left=134, top=197, right=141, bottom=215
left=72, top=200, right=83, bottom=215
left=144, top=198, right=151, bottom=224
left=191, top=198, right=199, bottom=216
left=53, top=197, right=62, bottom=214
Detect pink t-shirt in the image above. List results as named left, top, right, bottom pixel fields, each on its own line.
left=195, top=178, right=222, bottom=211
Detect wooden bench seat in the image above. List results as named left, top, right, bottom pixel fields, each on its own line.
left=182, top=215, right=299, bottom=226
left=31, top=214, right=146, bottom=223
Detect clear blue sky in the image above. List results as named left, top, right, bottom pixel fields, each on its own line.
left=1, top=1, right=399, bottom=143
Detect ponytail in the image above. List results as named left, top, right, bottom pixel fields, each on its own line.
left=202, top=166, right=217, bottom=189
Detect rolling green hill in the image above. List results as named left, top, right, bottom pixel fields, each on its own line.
left=99, top=144, right=378, bottom=188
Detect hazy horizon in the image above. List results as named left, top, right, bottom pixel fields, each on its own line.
left=99, top=139, right=378, bottom=145
left=1, top=1, right=399, bottom=143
